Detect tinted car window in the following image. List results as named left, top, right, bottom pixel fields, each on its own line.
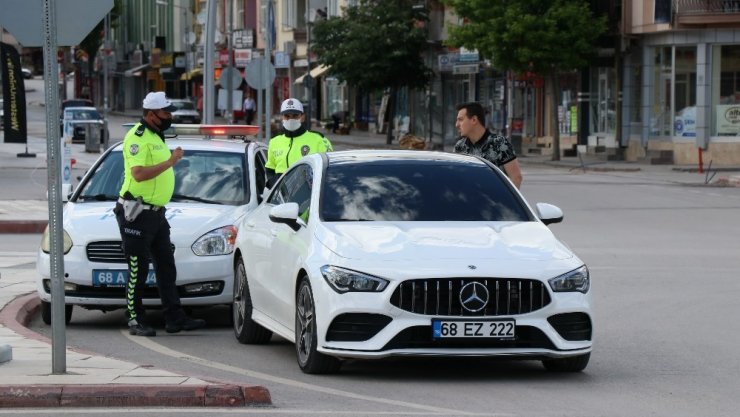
left=172, top=101, right=196, bottom=110
left=268, top=164, right=313, bottom=219
left=320, top=160, right=532, bottom=222
left=77, top=150, right=248, bottom=205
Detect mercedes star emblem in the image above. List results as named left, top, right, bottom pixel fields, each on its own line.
left=459, top=282, right=489, bottom=312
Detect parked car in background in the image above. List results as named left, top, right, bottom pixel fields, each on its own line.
left=36, top=124, right=265, bottom=325
left=60, top=106, right=106, bottom=144
left=170, top=99, right=201, bottom=124
left=61, top=98, right=94, bottom=112
left=0, top=99, right=4, bottom=130
left=232, top=150, right=593, bottom=374
left=22, top=68, right=33, bottom=79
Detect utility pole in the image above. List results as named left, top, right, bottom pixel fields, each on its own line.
left=226, top=0, right=234, bottom=124
left=103, top=12, right=109, bottom=149
left=204, top=0, right=216, bottom=123
left=305, top=0, right=312, bottom=128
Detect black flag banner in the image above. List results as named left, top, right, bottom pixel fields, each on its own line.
left=1, top=42, right=27, bottom=143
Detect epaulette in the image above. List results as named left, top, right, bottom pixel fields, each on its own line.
left=308, top=129, right=326, bottom=138
left=134, top=123, right=145, bottom=137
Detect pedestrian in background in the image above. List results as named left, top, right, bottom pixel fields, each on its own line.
left=243, top=92, right=256, bottom=125
left=265, top=98, right=333, bottom=187
left=114, top=91, right=206, bottom=337
left=454, top=101, right=523, bottom=188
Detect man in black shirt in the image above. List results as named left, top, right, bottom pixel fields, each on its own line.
left=453, top=102, right=523, bottom=188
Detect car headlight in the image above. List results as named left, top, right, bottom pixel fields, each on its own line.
left=320, top=265, right=389, bottom=293
left=40, top=226, right=73, bottom=254
left=191, top=226, right=237, bottom=256
left=548, top=265, right=590, bottom=293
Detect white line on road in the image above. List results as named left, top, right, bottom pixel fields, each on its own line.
left=121, top=330, right=499, bottom=416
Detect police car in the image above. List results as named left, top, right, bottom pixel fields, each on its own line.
left=36, top=124, right=267, bottom=324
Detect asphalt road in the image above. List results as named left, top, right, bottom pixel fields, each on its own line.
left=14, top=164, right=740, bottom=417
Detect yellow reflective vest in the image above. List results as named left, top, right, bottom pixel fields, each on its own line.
left=265, top=129, right=333, bottom=174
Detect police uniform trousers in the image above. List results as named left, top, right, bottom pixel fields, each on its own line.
left=114, top=203, right=185, bottom=324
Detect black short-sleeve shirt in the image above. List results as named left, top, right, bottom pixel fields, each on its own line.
left=453, top=130, right=517, bottom=168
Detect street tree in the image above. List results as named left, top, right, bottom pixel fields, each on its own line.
left=311, top=0, right=432, bottom=144
left=78, top=0, right=122, bottom=85
left=444, top=0, right=607, bottom=160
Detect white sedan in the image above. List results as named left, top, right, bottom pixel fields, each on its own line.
left=37, top=125, right=266, bottom=324
left=232, top=150, right=593, bottom=374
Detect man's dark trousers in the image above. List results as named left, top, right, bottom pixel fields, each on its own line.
left=114, top=203, right=184, bottom=325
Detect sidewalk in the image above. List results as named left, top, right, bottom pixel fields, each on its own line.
left=0, top=257, right=271, bottom=408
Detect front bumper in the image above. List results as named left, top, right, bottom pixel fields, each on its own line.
left=312, top=278, right=593, bottom=360
left=36, top=246, right=234, bottom=308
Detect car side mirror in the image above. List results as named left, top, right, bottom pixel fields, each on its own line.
left=269, top=202, right=301, bottom=231
left=536, top=203, right=563, bottom=225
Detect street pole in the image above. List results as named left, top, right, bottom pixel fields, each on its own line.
left=227, top=0, right=234, bottom=124
left=265, top=0, right=273, bottom=140
left=203, top=0, right=216, bottom=124
left=103, top=12, right=109, bottom=150
left=41, top=0, right=66, bottom=374
left=305, top=0, right=311, bottom=128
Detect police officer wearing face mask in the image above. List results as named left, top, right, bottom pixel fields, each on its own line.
left=265, top=98, right=333, bottom=187
left=114, top=91, right=206, bottom=337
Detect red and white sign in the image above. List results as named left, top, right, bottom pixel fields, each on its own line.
left=234, top=49, right=252, bottom=67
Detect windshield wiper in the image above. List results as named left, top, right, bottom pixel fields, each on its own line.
left=171, top=194, right=222, bottom=205
left=79, top=194, right=119, bottom=201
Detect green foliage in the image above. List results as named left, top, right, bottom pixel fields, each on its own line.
left=311, top=0, right=432, bottom=92
left=443, top=0, right=607, bottom=76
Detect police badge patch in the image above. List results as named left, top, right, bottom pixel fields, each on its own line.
left=301, top=145, right=310, bottom=156
left=129, top=144, right=139, bottom=155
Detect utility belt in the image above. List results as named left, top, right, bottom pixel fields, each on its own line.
left=117, top=195, right=162, bottom=222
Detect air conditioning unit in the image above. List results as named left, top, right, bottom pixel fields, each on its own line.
left=284, top=41, right=295, bottom=55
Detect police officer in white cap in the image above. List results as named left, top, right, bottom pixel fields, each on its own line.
left=265, top=98, right=333, bottom=186
left=114, top=91, right=206, bottom=337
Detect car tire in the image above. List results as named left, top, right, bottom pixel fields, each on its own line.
left=233, top=257, right=272, bottom=344
left=542, top=352, right=590, bottom=372
left=295, top=277, right=341, bottom=374
left=40, top=301, right=73, bottom=325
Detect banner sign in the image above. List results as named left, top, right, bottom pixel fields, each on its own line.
left=1, top=42, right=27, bottom=143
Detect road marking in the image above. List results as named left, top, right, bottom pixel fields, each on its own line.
left=121, top=330, right=494, bottom=416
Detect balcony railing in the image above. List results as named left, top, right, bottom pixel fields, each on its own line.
left=675, top=0, right=740, bottom=13
left=674, top=0, right=740, bottom=26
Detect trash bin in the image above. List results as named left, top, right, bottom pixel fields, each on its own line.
left=84, top=124, right=101, bottom=153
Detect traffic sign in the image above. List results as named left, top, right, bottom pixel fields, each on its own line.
left=245, top=57, right=276, bottom=90
left=0, top=0, right=114, bottom=46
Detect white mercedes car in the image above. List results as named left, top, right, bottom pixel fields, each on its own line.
left=37, top=125, right=267, bottom=324
left=232, top=150, right=593, bottom=374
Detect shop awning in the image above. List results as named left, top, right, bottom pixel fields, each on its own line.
left=294, top=65, right=330, bottom=85
left=124, top=63, right=150, bottom=77
left=310, top=64, right=330, bottom=78
left=294, top=72, right=308, bottom=85
left=180, top=67, right=203, bottom=81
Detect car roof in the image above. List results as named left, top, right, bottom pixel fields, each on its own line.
left=324, top=150, right=488, bottom=165
left=64, top=106, right=98, bottom=111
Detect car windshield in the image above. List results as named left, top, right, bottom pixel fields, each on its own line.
left=172, top=101, right=195, bottom=110
left=320, top=159, right=532, bottom=222
left=67, top=110, right=101, bottom=120
left=76, top=150, right=249, bottom=205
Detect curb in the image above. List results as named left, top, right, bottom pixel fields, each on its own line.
left=0, top=220, right=48, bottom=234
left=0, top=294, right=272, bottom=408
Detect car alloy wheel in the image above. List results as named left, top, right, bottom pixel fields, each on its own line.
left=41, top=301, right=73, bottom=325
left=232, top=257, right=272, bottom=344
left=295, top=277, right=341, bottom=374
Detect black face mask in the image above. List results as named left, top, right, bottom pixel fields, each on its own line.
left=154, top=112, right=172, bottom=132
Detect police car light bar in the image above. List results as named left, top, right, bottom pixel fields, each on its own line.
left=121, top=123, right=259, bottom=137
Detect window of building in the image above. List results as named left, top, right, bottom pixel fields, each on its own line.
left=281, top=0, right=297, bottom=28
left=673, top=46, right=696, bottom=138
left=628, top=52, right=642, bottom=124
left=590, top=67, right=616, bottom=134
left=650, top=47, right=672, bottom=137
left=711, top=45, right=740, bottom=136
left=654, top=0, right=671, bottom=23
